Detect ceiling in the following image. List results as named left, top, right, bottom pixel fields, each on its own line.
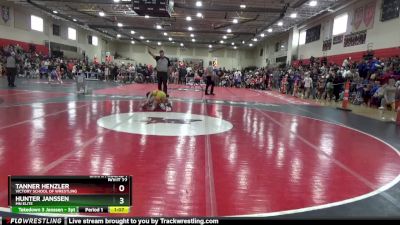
left=9, top=0, right=344, bottom=49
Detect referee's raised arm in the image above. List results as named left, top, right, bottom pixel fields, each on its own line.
left=148, top=50, right=156, bottom=59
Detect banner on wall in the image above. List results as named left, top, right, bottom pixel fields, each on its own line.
left=352, top=1, right=376, bottom=32
left=333, top=35, right=344, bottom=45
left=0, top=5, right=12, bottom=26
left=322, top=39, right=332, bottom=51
left=344, top=30, right=367, bottom=47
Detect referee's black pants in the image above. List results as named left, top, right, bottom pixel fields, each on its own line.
left=205, top=76, right=214, bottom=94
left=157, top=71, right=168, bottom=95
left=6, top=67, right=16, bottom=87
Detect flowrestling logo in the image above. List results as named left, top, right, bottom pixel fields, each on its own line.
left=97, top=112, right=233, bottom=136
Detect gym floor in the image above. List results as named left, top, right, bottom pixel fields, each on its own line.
left=0, top=78, right=399, bottom=219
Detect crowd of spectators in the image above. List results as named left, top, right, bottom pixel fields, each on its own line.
left=211, top=55, right=400, bottom=111
left=1, top=44, right=399, bottom=111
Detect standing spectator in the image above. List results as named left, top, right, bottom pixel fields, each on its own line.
left=304, top=74, right=313, bottom=99
left=205, top=61, right=215, bottom=95
left=178, top=66, right=187, bottom=84
left=148, top=50, right=171, bottom=96
left=6, top=52, right=17, bottom=87
left=333, top=72, right=342, bottom=102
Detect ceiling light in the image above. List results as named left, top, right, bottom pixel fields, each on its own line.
left=117, top=34, right=121, bottom=38
left=172, top=41, right=175, bottom=43
left=278, top=21, right=283, bottom=26
left=186, top=16, right=192, bottom=21
left=209, top=44, right=212, bottom=48
left=260, top=33, right=265, bottom=37
left=220, top=40, right=224, bottom=44
left=232, top=18, right=238, bottom=24
left=196, top=1, right=202, bottom=7
left=240, top=4, right=246, bottom=9
left=130, top=30, right=135, bottom=34
left=290, top=13, right=297, bottom=18
left=158, top=42, right=162, bottom=46
left=227, top=28, right=232, bottom=33
left=180, top=43, right=184, bottom=46
left=281, top=45, right=285, bottom=48
left=188, top=26, right=193, bottom=31
left=156, top=24, right=162, bottom=29
left=190, top=34, right=194, bottom=37
left=117, top=22, right=123, bottom=27
left=196, top=12, right=203, bottom=18
left=234, top=46, right=237, bottom=49
left=223, top=35, right=227, bottom=39
left=131, top=40, right=135, bottom=44
left=99, top=11, right=105, bottom=17
left=168, top=37, right=173, bottom=41
left=309, top=0, right=318, bottom=7
left=268, top=28, right=273, bottom=33
left=113, top=0, right=120, bottom=2
left=139, top=36, right=144, bottom=39
left=53, top=10, right=58, bottom=14
left=145, top=15, right=149, bottom=19
left=163, top=32, right=168, bottom=36
left=192, top=38, right=196, bottom=42
left=231, top=42, right=235, bottom=45
left=146, top=40, right=150, bottom=43
left=249, top=43, right=253, bottom=47
left=253, top=38, right=258, bottom=41
left=242, top=40, right=245, bottom=44
left=73, top=19, right=77, bottom=22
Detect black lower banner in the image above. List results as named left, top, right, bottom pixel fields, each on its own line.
left=2, top=217, right=400, bottom=224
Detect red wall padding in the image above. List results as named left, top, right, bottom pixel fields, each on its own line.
left=0, top=38, right=49, bottom=55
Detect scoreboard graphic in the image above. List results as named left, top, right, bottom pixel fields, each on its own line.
left=132, top=0, right=174, bottom=17
left=8, top=176, right=132, bottom=214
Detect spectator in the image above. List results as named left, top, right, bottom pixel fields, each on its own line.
left=6, top=52, right=17, bottom=87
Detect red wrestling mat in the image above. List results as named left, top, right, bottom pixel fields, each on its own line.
left=0, top=90, right=68, bottom=105
left=0, top=100, right=398, bottom=216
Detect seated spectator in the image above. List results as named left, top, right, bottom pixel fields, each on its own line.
left=379, top=79, right=397, bottom=110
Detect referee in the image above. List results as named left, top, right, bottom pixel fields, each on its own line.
left=148, top=49, right=171, bottom=96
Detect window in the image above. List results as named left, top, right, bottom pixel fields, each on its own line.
left=92, top=36, right=98, bottom=46
left=31, top=15, right=43, bottom=32
left=275, top=42, right=280, bottom=52
left=88, top=35, right=92, bottom=45
left=332, top=13, right=348, bottom=36
left=68, top=27, right=77, bottom=40
left=299, top=30, right=306, bottom=45
left=53, top=24, right=60, bottom=36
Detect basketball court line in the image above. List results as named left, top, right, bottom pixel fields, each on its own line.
left=223, top=86, right=400, bottom=216
left=0, top=108, right=141, bottom=213
left=0, top=102, right=92, bottom=130
left=0, top=96, right=399, bottom=217
left=0, top=90, right=43, bottom=97
left=233, top=109, right=400, bottom=217
left=202, top=94, right=218, bottom=216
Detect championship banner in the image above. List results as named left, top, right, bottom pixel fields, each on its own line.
left=352, top=1, right=376, bottom=32
left=322, top=39, right=332, bottom=51
left=333, top=35, right=344, bottom=45
left=0, top=5, right=12, bottom=26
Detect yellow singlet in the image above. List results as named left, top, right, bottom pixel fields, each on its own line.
left=151, top=90, right=166, bottom=102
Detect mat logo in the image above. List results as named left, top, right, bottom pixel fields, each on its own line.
left=97, top=112, right=233, bottom=136
left=143, top=117, right=202, bottom=125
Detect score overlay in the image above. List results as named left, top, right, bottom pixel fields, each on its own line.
left=8, top=176, right=132, bottom=214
